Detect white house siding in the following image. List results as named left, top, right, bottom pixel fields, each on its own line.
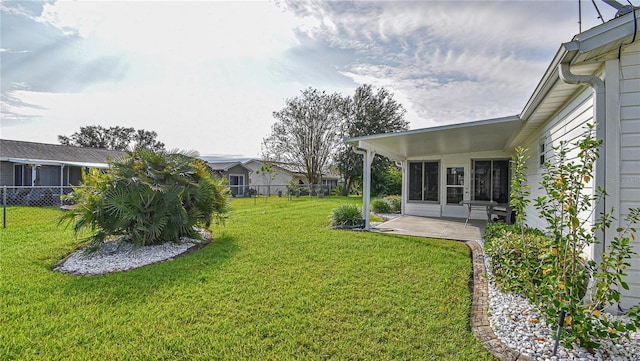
left=404, top=202, right=442, bottom=217
left=245, top=160, right=292, bottom=196
left=619, top=41, right=640, bottom=309
left=522, top=86, right=597, bottom=233
left=520, top=42, right=640, bottom=310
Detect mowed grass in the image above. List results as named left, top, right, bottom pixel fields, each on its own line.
left=0, top=196, right=495, bottom=360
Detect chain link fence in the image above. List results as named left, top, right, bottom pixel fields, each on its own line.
left=1, top=184, right=339, bottom=227
left=242, top=184, right=335, bottom=198
left=1, top=186, right=78, bottom=208
left=1, top=184, right=338, bottom=206
left=1, top=186, right=81, bottom=228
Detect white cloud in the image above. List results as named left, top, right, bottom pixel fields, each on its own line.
left=38, top=1, right=305, bottom=62
left=2, top=0, right=625, bottom=156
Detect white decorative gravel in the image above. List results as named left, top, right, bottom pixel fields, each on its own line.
left=476, top=240, right=640, bottom=361
left=53, top=236, right=204, bottom=275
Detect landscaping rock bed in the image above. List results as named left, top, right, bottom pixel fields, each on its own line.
left=477, top=240, right=640, bottom=361
left=53, top=229, right=211, bottom=275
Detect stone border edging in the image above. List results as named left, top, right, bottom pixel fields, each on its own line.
left=466, top=240, right=535, bottom=361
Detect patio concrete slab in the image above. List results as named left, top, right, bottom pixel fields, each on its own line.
left=372, top=215, right=485, bottom=241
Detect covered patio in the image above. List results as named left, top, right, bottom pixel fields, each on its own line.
left=373, top=215, right=486, bottom=242
left=347, top=116, right=522, bottom=230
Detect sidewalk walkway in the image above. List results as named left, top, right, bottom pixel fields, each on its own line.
left=372, top=215, right=485, bottom=241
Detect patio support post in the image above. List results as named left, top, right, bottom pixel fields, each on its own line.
left=362, top=149, right=375, bottom=230
left=60, top=164, right=65, bottom=206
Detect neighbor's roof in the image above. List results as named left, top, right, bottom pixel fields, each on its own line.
left=206, top=161, right=252, bottom=172
left=0, top=139, right=124, bottom=168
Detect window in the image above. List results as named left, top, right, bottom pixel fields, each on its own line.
left=408, top=161, right=439, bottom=202
left=228, top=175, right=245, bottom=196
left=446, top=167, right=464, bottom=204
left=472, top=160, right=509, bottom=203
left=14, top=164, right=32, bottom=186
left=539, top=140, right=546, bottom=166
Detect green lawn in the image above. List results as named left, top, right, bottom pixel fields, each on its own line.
left=1, top=196, right=495, bottom=360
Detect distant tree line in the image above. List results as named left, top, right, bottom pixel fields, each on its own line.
left=262, top=84, right=408, bottom=196
left=58, top=125, right=165, bottom=151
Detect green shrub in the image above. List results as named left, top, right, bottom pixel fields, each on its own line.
left=383, top=195, right=401, bottom=213
left=330, top=204, right=363, bottom=227
left=484, top=223, right=548, bottom=295
left=62, top=148, right=229, bottom=249
left=371, top=199, right=392, bottom=213
left=371, top=196, right=401, bottom=214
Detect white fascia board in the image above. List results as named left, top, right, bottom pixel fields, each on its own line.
left=356, top=140, right=405, bottom=162
left=1, top=157, right=109, bottom=169
left=63, top=161, right=110, bottom=169
left=573, top=11, right=640, bottom=53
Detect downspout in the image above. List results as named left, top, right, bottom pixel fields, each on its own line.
left=557, top=60, right=607, bottom=263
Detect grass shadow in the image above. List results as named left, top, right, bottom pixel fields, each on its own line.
left=53, top=234, right=240, bottom=306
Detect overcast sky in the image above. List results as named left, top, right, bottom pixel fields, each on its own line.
left=1, top=0, right=622, bottom=157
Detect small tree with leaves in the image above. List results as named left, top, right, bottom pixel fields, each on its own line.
left=493, top=124, right=640, bottom=349
left=256, top=162, right=277, bottom=199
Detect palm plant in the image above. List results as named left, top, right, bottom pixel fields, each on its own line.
left=62, top=148, right=228, bottom=249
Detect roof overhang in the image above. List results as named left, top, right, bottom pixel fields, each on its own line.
left=0, top=157, right=110, bottom=169
left=346, top=116, right=522, bottom=161
left=508, top=10, right=639, bottom=148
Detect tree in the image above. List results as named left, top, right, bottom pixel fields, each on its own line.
left=58, top=125, right=165, bottom=151
left=132, top=129, right=165, bottom=151
left=262, top=88, right=343, bottom=185
left=61, top=147, right=228, bottom=249
left=336, top=84, right=408, bottom=196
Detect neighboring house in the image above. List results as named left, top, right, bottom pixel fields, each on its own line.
left=348, top=12, right=640, bottom=309
left=244, top=159, right=294, bottom=196
left=0, top=139, right=124, bottom=205
left=204, top=160, right=252, bottom=197
left=244, top=159, right=340, bottom=195
left=1, top=139, right=123, bottom=186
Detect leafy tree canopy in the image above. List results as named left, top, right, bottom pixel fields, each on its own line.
left=262, top=85, right=407, bottom=194
left=262, top=88, right=343, bottom=185
left=336, top=84, right=408, bottom=195
left=58, top=125, right=165, bottom=151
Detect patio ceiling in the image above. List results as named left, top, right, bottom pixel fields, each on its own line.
left=346, top=115, right=523, bottom=161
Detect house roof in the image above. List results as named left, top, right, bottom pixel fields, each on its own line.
left=246, top=159, right=341, bottom=180
left=0, top=139, right=124, bottom=168
left=206, top=161, right=251, bottom=172
left=346, top=10, right=640, bottom=160
left=508, top=9, right=640, bottom=149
